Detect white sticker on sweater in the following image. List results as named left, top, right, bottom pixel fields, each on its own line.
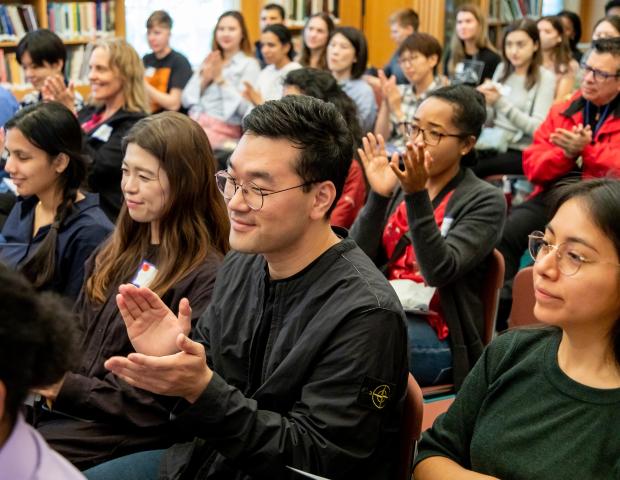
left=441, top=217, right=454, bottom=237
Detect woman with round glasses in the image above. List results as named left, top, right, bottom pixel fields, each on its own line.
left=415, top=178, right=620, bottom=480
left=350, top=84, right=506, bottom=388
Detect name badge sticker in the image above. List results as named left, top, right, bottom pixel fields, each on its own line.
left=131, top=260, right=158, bottom=288
left=440, top=217, right=454, bottom=237
left=92, top=124, right=113, bottom=142
left=145, top=66, right=156, bottom=77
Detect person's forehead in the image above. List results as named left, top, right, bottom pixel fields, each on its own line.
left=230, top=135, right=300, bottom=179
left=586, top=51, right=620, bottom=71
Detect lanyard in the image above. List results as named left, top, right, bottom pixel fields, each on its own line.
left=585, top=101, right=611, bottom=139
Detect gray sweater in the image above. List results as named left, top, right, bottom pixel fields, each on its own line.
left=350, top=169, right=506, bottom=388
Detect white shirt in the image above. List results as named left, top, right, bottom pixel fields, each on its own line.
left=257, top=61, right=302, bottom=102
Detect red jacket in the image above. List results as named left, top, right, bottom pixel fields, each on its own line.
left=523, top=91, right=620, bottom=194
left=331, top=160, right=367, bottom=229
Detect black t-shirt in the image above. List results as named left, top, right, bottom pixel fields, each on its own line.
left=444, top=47, right=501, bottom=86
left=143, top=49, right=193, bottom=112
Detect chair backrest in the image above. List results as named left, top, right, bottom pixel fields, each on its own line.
left=398, top=373, right=424, bottom=480
left=480, top=249, right=505, bottom=345
left=508, top=266, right=541, bottom=329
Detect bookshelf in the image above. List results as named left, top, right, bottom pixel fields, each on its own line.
left=480, top=0, right=543, bottom=47
left=0, top=0, right=125, bottom=99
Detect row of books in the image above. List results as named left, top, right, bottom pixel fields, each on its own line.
left=0, top=42, right=92, bottom=85
left=278, top=0, right=339, bottom=27
left=48, top=1, right=116, bottom=40
left=0, top=5, right=39, bottom=41
left=490, top=0, right=542, bottom=21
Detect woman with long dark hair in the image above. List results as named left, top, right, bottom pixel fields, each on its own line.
left=298, top=12, right=334, bottom=70
left=35, top=112, right=230, bottom=470
left=0, top=102, right=112, bottom=299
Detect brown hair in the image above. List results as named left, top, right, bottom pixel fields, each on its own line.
left=146, top=10, right=172, bottom=29
left=499, top=19, right=542, bottom=90
left=299, top=12, right=335, bottom=70
left=389, top=8, right=419, bottom=31
left=397, top=32, right=443, bottom=74
left=90, top=38, right=148, bottom=113
left=86, top=113, right=230, bottom=303
left=448, top=4, right=496, bottom=76
left=538, top=16, right=572, bottom=74
left=212, top=11, right=252, bottom=56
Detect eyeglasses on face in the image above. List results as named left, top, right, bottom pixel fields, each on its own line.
left=398, top=122, right=466, bottom=146
left=214, top=170, right=312, bottom=211
left=580, top=62, right=620, bottom=82
left=528, top=231, right=620, bottom=276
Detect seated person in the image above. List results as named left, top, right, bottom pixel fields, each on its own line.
left=350, top=85, right=506, bottom=388
left=0, top=265, right=83, bottom=479
left=444, top=4, right=501, bottom=86
left=298, top=12, right=334, bottom=70
left=1, top=102, right=112, bottom=300
left=16, top=29, right=83, bottom=110
left=143, top=10, right=193, bottom=113
left=182, top=11, right=260, bottom=151
left=254, top=3, right=285, bottom=68
left=374, top=32, right=443, bottom=153
left=86, top=96, right=408, bottom=480
left=474, top=19, right=556, bottom=177
left=328, top=27, right=377, bottom=133
left=558, top=10, right=583, bottom=62
left=498, top=38, right=620, bottom=325
left=415, top=178, right=620, bottom=480
left=0, top=86, right=18, bottom=126
left=383, top=8, right=420, bottom=85
left=283, top=67, right=366, bottom=228
left=50, top=39, right=148, bottom=221
left=34, top=113, right=230, bottom=470
left=607, top=0, right=620, bottom=16
left=592, top=15, right=620, bottom=40
left=242, top=24, right=301, bottom=106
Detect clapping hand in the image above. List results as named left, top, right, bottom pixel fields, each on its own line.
left=390, top=141, right=432, bottom=194
left=550, top=123, right=592, bottom=159
left=200, top=51, right=223, bottom=87
left=378, top=69, right=402, bottom=116
left=477, top=80, right=501, bottom=106
left=41, top=75, right=76, bottom=113
left=358, top=132, right=400, bottom=197
left=242, top=81, right=263, bottom=106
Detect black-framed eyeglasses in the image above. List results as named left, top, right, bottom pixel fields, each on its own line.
left=214, top=170, right=312, bottom=211
left=528, top=231, right=620, bottom=276
left=580, top=61, right=620, bottom=82
left=398, top=122, right=467, bottom=146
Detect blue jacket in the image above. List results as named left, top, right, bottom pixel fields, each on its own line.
left=0, top=192, right=113, bottom=299
left=0, top=86, right=18, bottom=126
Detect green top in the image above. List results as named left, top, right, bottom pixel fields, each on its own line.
left=415, top=327, right=620, bottom=479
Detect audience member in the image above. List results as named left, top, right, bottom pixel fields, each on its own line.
left=474, top=19, right=556, bottom=177
left=497, top=38, right=620, bottom=327
left=254, top=3, right=285, bottom=68
left=350, top=85, right=506, bottom=388
left=328, top=26, right=377, bottom=133
left=142, top=10, right=193, bottom=113
left=538, top=16, right=580, bottom=102
left=383, top=8, right=420, bottom=85
left=298, top=12, right=335, bottom=70
left=558, top=10, right=583, bottom=62
left=415, top=178, right=620, bottom=480
left=15, top=29, right=83, bottom=110
left=242, top=24, right=301, bottom=107
left=35, top=113, right=230, bottom=470
left=182, top=11, right=260, bottom=151
left=86, top=96, right=408, bottom=480
left=606, top=0, right=620, bottom=17
left=0, top=102, right=112, bottom=300
left=0, top=264, right=83, bottom=479
left=374, top=32, right=443, bottom=153
left=592, top=15, right=620, bottom=40
left=283, top=67, right=366, bottom=228
left=444, top=4, right=501, bottom=86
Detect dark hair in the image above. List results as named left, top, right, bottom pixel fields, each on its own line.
left=499, top=19, right=542, bottom=90
left=606, top=0, right=620, bottom=15
left=299, top=12, right=335, bottom=70
left=0, top=264, right=77, bottom=424
left=146, top=10, right=173, bottom=29
left=397, top=32, right=443, bottom=75
left=330, top=27, right=368, bottom=80
left=538, top=16, right=572, bottom=74
left=549, top=178, right=620, bottom=366
left=425, top=85, right=486, bottom=167
left=558, top=10, right=582, bottom=51
left=593, top=15, right=620, bottom=39
left=5, top=102, right=87, bottom=290
left=263, top=24, right=295, bottom=60
left=389, top=8, right=419, bottom=31
left=242, top=96, right=353, bottom=216
left=263, top=3, right=285, bottom=20
left=283, top=67, right=363, bottom=163
left=16, top=29, right=66, bottom=69
left=212, top=11, right=252, bottom=56
left=586, top=37, right=620, bottom=73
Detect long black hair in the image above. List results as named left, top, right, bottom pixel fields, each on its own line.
left=263, top=24, right=295, bottom=60
left=5, top=102, right=87, bottom=289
